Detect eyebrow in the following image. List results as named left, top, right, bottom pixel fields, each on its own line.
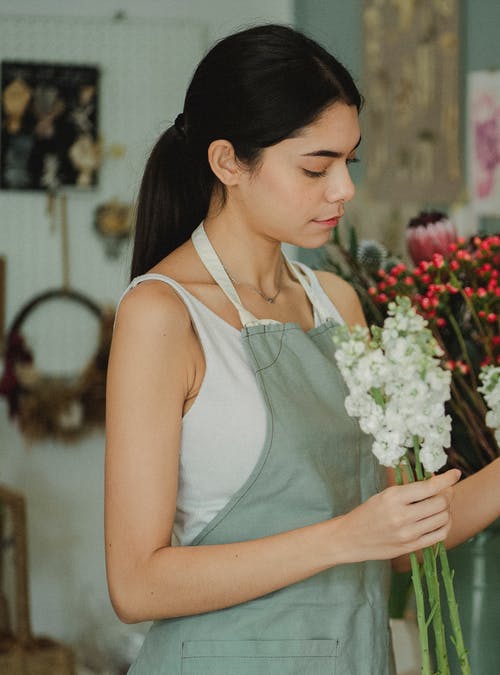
left=301, top=136, right=362, bottom=158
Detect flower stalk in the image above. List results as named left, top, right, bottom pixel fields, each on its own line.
left=333, top=297, right=472, bottom=674
left=406, top=444, right=450, bottom=674
left=394, top=465, right=432, bottom=675
left=438, top=545, right=472, bottom=674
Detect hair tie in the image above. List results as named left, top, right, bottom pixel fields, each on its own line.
left=174, top=113, right=186, bottom=139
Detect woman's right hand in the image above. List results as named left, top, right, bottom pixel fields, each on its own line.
left=332, top=468, right=461, bottom=564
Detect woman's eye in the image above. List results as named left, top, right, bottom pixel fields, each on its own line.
left=303, top=169, right=327, bottom=178
left=347, top=157, right=360, bottom=165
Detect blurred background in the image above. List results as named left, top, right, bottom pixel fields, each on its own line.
left=0, top=1, right=498, bottom=674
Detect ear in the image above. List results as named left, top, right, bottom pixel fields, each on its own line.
left=207, top=139, right=243, bottom=186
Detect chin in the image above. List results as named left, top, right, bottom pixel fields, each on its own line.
left=294, top=232, right=334, bottom=250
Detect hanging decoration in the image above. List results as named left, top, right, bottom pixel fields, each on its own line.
left=362, top=0, right=462, bottom=203
left=94, top=198, right=133, bottom=259
left=0, top=192, right=114, bottom=443
left=0, top=289, right=114, bottom=443
left=0, top=61, right=100, bottom=191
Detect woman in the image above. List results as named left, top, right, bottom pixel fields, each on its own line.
left=105, top=24, right=500, bottom=674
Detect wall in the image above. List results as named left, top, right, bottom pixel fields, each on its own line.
left=294, top=0, right=500, bottom=262
left=0, top=1, right=294, bottom=669
left=0, top=0, right=294, bottom=41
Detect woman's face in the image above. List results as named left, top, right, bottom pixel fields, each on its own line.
left=235, top=101, right=361, bottom=249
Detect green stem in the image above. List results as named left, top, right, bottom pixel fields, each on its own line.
left=394, top=465, right=432, bottom=675
left=432, top=329, right=487, bottom=419
left=454, top=369, right=488, bottom=418
left=437, top=544, right=472, bottom=674
left=433, top=329, right=495, bottom=468
left=405, top=447, right=450, bottom=675
left=445, top=310, right=478, bottom=390
left=449, top=272, right=490, bottom=358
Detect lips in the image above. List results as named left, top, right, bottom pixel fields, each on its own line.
left=312, top=216, right=341, bottom=227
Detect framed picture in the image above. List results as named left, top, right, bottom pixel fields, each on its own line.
left=468, top=70, right=500, bottom=216
left=1, top=61, right=100, bottom=191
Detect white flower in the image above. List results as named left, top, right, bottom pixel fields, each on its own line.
left=333, top=296, right=451, bottom=472
left=479, top=366, right=500, bottom=444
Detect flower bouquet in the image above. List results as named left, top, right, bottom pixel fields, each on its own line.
left=326, top=212, right=500, bottom=672
left=326, top=212, right=500, bottom=475
left=332, top=297, right=473, bottom=674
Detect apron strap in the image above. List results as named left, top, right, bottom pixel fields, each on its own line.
left=191, top=222, right=329, bottom=327
left=283, top=259, right=330, bottom=325
left=192, top=223, right=259, bottom=326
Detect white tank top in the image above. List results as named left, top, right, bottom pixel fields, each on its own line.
left=117, top=241, right=344, bottom=545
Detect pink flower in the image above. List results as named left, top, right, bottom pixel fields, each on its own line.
left=406, top=211, right=458, bottom=265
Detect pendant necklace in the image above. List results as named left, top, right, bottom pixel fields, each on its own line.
left=223, top=259, right=284, bottom=304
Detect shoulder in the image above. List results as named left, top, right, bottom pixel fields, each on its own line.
left=312, top=269, right=367, bottom=329
left=108, top=278, right=200, bottom=400
left=114, top=278, right=194, bottom=344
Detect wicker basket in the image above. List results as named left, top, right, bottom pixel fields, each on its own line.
left=0, top=484, right=75, bottom=674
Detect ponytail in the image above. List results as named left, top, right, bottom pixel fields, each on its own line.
left=130, top=124, right=213, bottom=279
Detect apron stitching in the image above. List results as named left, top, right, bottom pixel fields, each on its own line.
left=246, top=325, right=286, bottom=373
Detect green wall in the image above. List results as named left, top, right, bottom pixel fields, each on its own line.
left=294, top=0, right=500, bottom=75
left=293, top=0, right=500, bottom=256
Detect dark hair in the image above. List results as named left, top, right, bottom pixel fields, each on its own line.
left=131, top=24, right=362, bottom=278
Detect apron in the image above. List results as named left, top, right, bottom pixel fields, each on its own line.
left=128, top=223, right=395, bottom=675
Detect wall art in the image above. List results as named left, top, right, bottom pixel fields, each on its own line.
left=362, top=0, right=462, bottom=203
left=1, top=61, right=100, bottom=191
left=467, top=70, right=500, bottom=216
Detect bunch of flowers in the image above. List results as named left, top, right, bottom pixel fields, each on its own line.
left=334, top=297, right=452, bottom=472
left=326, top=212, right=500, bottom=475
left=333, top=297, right=470, bottom=675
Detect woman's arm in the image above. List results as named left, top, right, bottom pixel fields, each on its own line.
left=105, top=278, right=459, bottom=623
left=446, top=457, right=500, bottom=546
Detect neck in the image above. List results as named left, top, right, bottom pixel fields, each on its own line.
left=203, top=206, right=286, bottom=290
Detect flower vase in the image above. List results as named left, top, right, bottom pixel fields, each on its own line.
left=443, top=518, right=500, bottom=674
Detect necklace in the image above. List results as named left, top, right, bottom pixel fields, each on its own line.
left=223, top=259, right=284, bottom=304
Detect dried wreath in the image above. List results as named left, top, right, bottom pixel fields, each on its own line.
left=0, top=288, right=114, bottom=443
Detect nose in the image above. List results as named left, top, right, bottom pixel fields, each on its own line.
left=324, top=165, right=356, bottom=204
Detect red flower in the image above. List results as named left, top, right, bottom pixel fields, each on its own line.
left=406, top=211, right=458, bottom=264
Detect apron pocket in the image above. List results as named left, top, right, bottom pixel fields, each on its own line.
left=181, top=638, right=339, bottom=674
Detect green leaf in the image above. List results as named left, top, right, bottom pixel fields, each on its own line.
left=370, top=386, right=386, bottom=407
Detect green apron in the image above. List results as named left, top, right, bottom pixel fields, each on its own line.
left=127, top=223, right=395, bottom=674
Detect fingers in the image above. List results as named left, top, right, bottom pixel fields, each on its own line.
left=415, top=520, right=452, bottom=549
left=400, top=469, right=461, bottom=504
left=408, top=487, right=453, bottom=521
left=413, top=509, right=451, bottom=540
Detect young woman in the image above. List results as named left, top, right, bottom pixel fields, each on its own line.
left=105, top=24, right=500, bottom=674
